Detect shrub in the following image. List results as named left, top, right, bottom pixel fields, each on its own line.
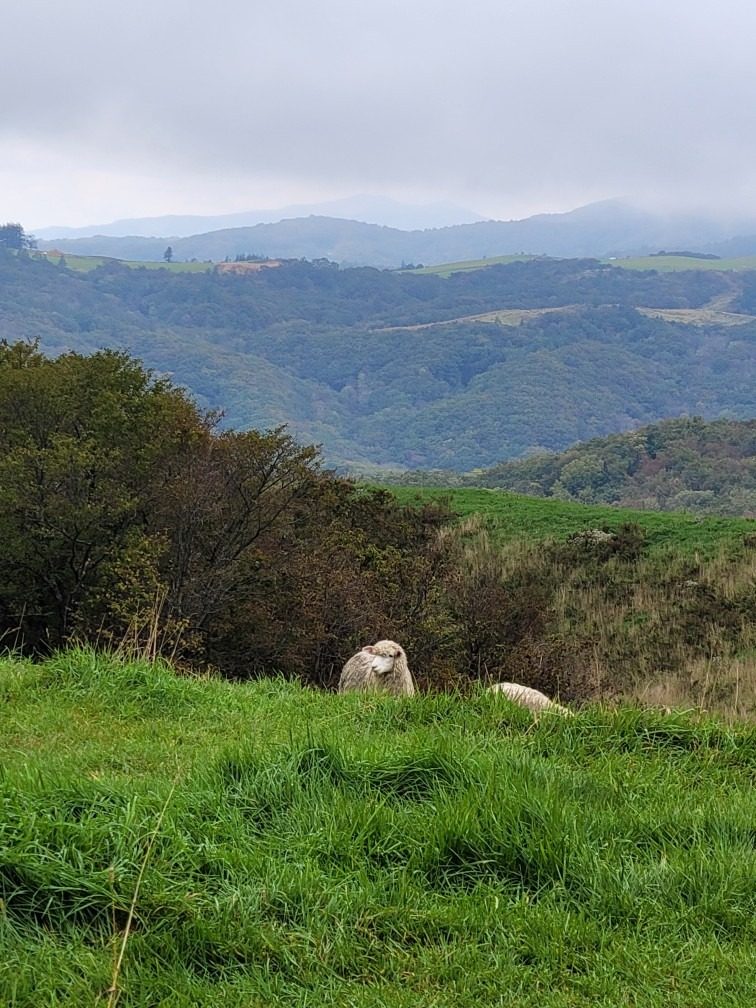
left=0, top=342, right=452, bottom=684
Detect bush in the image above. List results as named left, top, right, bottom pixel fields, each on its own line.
left=0, top=341, right=452, bottom=684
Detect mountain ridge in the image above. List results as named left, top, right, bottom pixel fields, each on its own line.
left=33, top=194, right=485, bottom=240
left=36, top=199, right=756, bottom=268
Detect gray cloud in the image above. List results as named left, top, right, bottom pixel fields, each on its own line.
left=3, top=1, right=756, bottom=226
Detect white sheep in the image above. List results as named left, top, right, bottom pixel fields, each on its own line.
left=338, top=640, right=415, bottom=696
left=487, top=681, right=572, bottom=716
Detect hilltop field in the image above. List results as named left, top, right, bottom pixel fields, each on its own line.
left=1, top=650, right=755, bottom=1007
left=31, top=249, right=756, bottom=277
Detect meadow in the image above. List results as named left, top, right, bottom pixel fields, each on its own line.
left=30, top=252, right=213, bottom=273
left=409, top=255, right=536, bottom=277
left=1, top=649, right=755, bottom=1007
left=413, top=253, right=756, bottom=276
left=605, top=254, right=756, bottom=272
left=387, top=487, right=756, bottom=558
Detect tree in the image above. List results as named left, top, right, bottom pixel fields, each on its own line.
left=163, top=245, right=173, bottom=262
left=0, top=341, right=207, bottom=650
left=0, top=222, right=35, bottom=251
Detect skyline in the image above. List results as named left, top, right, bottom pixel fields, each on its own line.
left=3, top=1, right=756, bottom=230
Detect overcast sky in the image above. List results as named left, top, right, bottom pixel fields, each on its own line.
left=3, top=0, right=756, bottom=228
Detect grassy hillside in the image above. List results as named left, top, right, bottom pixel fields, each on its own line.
left=30, top=251, right=213, bottom=273
left=385, top=488, right=756, bottom=714
left=607, top=254, right=756, bottom=272
left=34, top=248, right=756, bottom=278
left=388, top=485, right=756, bottom=555
left=409, top=253, right=756, bottom=276
left=410, top=254, right=536, bottom=276
left=1, top=650, right=754, bottom=1007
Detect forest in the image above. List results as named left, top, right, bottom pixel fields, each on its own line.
left=1, top=249, right=754, bottom=470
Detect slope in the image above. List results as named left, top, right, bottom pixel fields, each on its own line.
left=454, top=417, right=756, bottom=516
left=1, top=252, right=754, bottom=470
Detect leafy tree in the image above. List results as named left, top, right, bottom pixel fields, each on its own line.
left=0, top=341, right=454, bottom=681
left=163, top=245, right=173, bottom=263
left=0, top=222, right=35, bottom=251
left=0, top=341, right=207, bottom=650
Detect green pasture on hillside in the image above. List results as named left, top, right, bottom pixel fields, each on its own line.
left=407, top=253, right=756, bottom=277
left=124, top=259, right=214, bottom=273
left=31, top=252, right=214, bottom=273
left=388, top=487, right=756, bottom=557
left=1, top=650, right=755, bottom=1006
left=605, top=254, right=756, bottom=272
left=409, top=255, right=536, bottom=277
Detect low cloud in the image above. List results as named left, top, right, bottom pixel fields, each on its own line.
left=4, top=0, right=756, bottom=225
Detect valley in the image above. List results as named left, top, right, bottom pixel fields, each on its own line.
left=2, top=249, right=754, bottom=471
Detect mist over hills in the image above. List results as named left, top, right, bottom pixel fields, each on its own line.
left=35, top=199, right=756, bottom=268
left=33, top=195, right=485, bottom=241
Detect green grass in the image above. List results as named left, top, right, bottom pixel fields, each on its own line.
left=404, top=253, right=756, bottom=277
left=388, top=487, right=755, bottom=557
left=1, top=649, right=754, bottom=1006
left=126, top=260, right=215, bottom=273
left=407, top=255, right=537, bottom=277
left=31, top=252, right=214, bottom=273
left=604, top=255, right=756, bottom=272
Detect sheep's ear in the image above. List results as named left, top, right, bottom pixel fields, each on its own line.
left=362, top=645, right=376, bottom=654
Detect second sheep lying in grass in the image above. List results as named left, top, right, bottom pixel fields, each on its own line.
left=487, top=681, right=572, bottom=716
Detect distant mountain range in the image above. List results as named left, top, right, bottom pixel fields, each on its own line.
left=33, top=195, right=485, bottom=240
left=35, top=199, right=756, bottom=268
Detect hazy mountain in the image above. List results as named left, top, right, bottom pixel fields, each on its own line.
left=33, top=195, right=484, bottom=240
left=706, top=234, right=756, bottom=257
left=36, top=199, right=756, bottom=268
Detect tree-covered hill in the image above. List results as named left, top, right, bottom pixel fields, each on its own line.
left=1, top=250, right=754, bottom=469
left=449, top=417, right=756, bottom=516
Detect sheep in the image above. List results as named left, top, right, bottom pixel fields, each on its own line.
left=338, top=640, right=415, bottom=696
left=487, top=681, right=572, bottom=716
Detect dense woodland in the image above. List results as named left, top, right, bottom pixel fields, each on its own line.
left=1, top=249, right=754, bottom=470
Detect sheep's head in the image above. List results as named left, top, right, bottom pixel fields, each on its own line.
left=363, top=640, right=405, bottom=675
